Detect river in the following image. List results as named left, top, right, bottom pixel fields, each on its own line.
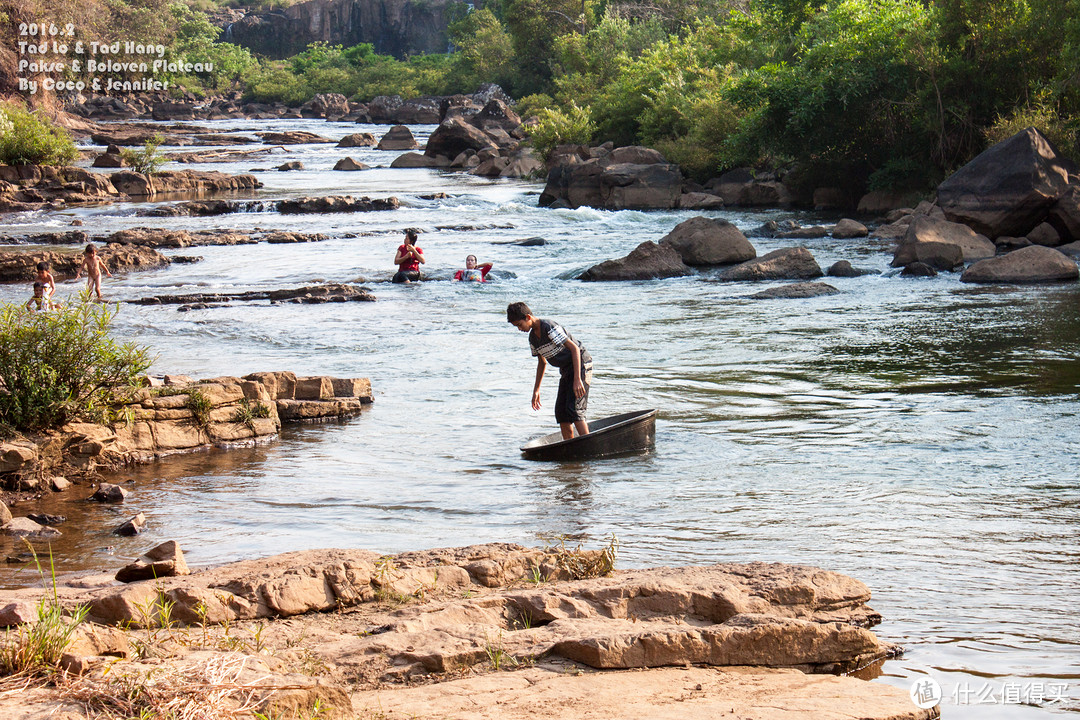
left=1, top=118, right=1078, bottom=717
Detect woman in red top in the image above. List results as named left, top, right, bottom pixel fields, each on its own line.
left=393, top=230, right=425, bottom=283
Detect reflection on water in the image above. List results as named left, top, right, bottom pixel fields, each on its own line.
left=0, top=118, right=1078, bottom=716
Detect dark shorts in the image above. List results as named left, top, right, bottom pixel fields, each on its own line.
left=555, top=355, right=592, bottom=424
left=392, top=270, right=421, bottom=283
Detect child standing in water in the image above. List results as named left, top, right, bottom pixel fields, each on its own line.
left=507, top=301, right=592, bottom=440
left=26, top=261, right=56, bottom=312
left=74, top=244, right=112, bottom=301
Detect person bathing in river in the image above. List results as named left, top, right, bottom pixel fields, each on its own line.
left=454, top=255, right=493, bottom=282
left=392, top=229, right=425, bottom=283
left=507, top=302, right=591, bottom=440
left=26, top=261, right=56, bottom=312
left=74, top=243, right=112, bottom=301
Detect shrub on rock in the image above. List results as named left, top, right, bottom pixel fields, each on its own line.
left=0, top=300, right=153, bottom=430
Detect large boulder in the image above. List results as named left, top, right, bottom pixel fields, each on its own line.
left=936, top=127, right=1072, bottom=238
left=891, top=215, right=996, bottom=268
left=1048, top=186, right=1080, bottom=242
left=579, top=241, right=691, bottom=281
left=337, top=133, right=376, bottom=148
left=468, top=99, right=521, bottom=133
left=424, top=117, right=496, bottom=159
left=659, top=217, right=756, bottom=266
left=303, top=93, right=350, bottom=119
left=376, top=125, right=419, bottom=151
left=718, top=247, right=824, bottom=281
left=393, top=97, right=441, bottom=124
left=832, top=218, right=869, bottom=239
left=540, top=153, right=683, bottom=210
left=960, top=245, right=1079, bottom=284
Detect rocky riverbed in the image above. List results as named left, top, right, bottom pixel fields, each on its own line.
left=0, top=543, right=935, bottom=720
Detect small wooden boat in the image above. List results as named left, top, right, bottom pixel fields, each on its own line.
left=521, top=409, right=657, bottom=461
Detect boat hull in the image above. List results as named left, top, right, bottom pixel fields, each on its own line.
left=520, top=409, right=657, bottom=461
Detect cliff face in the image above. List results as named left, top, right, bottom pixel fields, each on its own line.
left=225, top=0, right=457, bottom=59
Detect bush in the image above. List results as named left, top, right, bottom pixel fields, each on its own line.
left=0, top=103, right=78, bottom=166
left=527, top=103, right=596, bottom=160
left=0, top=298, right=154, bottom=432
left=121, top=134, right=167, bottom=175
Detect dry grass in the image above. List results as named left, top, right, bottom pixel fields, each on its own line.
left=56, top=654, right=302, bottom=720
left=541, top=534, right=620, bottom=580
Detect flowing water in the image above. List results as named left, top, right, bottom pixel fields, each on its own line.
left=1, top=119, right=1078, bottom=717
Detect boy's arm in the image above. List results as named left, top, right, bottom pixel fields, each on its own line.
left=479, top=263, right=493, bottom=279
left=566, top=340, right=585, bottom=397
left=74, top=259, right=83, bottom=279
left=414, top=247, right=426, bottom=264
left=100, top=258, right=112, bottom=277
left=531, top=356, right=546, bottom=410
left=47, top=274, right=56, bottom=291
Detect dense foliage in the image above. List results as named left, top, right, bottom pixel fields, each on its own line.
left=0, top=103, right=78, bottom=166
left=9, top=0, right=1079, bottom=194
left=0, top=299, right=154, bottom=431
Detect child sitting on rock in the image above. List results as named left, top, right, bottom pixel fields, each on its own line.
left=74, top=243, right=112, bottom=301
left=26, top=261, right=56, bottom=312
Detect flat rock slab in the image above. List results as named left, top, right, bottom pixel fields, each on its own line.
left=352, top=665, right=936, bottom=720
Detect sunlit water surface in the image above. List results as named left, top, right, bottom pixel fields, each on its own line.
left=1, top=119, right=1078, bottom=717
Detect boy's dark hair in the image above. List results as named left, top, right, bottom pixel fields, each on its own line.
left=404, top=229, right=418, bottom=242
left=36, top=261, right=49, bottom=271
left=506, top=302, right=531, bottom=323
left=84, top=243, right=97, bottom=254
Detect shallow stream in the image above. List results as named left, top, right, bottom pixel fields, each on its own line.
left=1, top=119, right=1078, bottom=717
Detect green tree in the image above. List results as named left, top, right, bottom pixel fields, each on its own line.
left=724, top=0, right=942, bottom=191
left=449, top=8, right=516, bottom=91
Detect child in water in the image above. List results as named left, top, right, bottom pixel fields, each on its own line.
left=507, top=301, right=592, bottom=440
left=453, top=255, right=493, bottom=282
left=26, top=261, right=56, bottom=311
left=74, top=244, right=112, bottom=301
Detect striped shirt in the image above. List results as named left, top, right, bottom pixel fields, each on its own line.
left=530, top=319, right=590, bottom=369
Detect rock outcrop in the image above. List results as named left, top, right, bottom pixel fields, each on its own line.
left=579, top=241, right=692, bottom=281
left=540, top=146, right=683, bottom=210
left=225, top=0, right=460, bottom=60
left=0, top=544, right=932, bottom=720
left=0, top=244, right=169, bottom=283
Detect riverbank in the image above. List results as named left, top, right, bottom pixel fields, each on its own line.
left=0, top=112, right=1077, bottom=717
left=0, top=542, right=936, bottom=719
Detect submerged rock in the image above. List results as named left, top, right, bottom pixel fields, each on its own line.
left=718, top=247, right=824, bottom=281
left=748, top=282, right=840, bottom=299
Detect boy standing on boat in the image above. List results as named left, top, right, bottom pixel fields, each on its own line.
left=507, top=302, right=591, bottom=440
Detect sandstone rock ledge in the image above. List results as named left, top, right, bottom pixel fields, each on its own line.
left=0, top=544, right=934, bottom=720
left=0, top=372, right=372, bottom=486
